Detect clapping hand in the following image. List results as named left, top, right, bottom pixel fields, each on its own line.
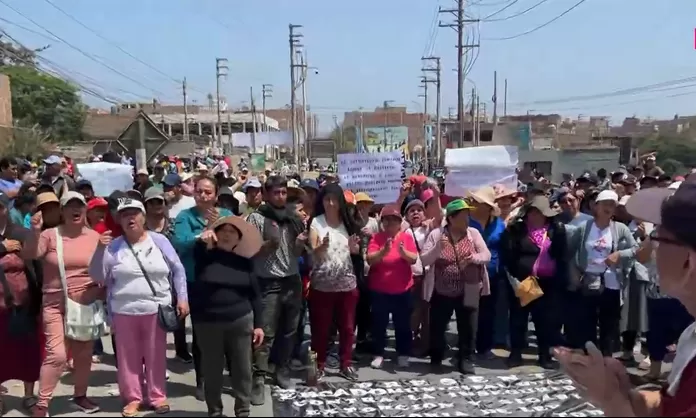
left=553, top=342, right=634, bottom=414
left=98, top=230, right=113, bottom=247
left=30, top=212, right=43, bottom=232
left=384, top=238, right=393, bottom=253
left=348, top=234, right=361, bottom=254
left=2, top=239, right=21, bottom=252
left=200, top=230, right=217, bottom=249
left=205, top=208, right=219, bottom=225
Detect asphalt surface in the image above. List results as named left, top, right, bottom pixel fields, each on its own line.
left=2, top=319, right=663, bottom=417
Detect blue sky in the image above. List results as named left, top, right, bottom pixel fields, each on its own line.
left=2, top=0, right=696, bottom=132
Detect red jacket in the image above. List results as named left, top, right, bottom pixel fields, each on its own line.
left=93, top=212, right=122, bottom=237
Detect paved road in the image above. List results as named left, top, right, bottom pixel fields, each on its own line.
left=2, top=322, right=659, bottom=417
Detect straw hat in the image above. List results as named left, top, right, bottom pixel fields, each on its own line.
left=467, top=186, right=500, bottom=215
left=37, top=192, right=59, bottom=208
left=493, top=184, right=517, bottom=200
left=209, top=215, right=263, bottom=258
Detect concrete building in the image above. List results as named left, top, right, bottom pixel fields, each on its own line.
left=342, top=106, right=430, bottom=152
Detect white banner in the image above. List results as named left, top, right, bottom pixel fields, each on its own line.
left=338, top=151, right=403, bottom=204
left=76, top=162, right=133, bottom=197
left=444, top=146, right=518, bottom=197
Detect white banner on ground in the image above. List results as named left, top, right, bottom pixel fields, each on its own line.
left=338, top=151, right=403, bottom=204
left=444, top=146, right=518, bottom=197
left=76, top=162, right=133, bottom=197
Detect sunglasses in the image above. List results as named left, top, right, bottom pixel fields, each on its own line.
left=649, top=228, right=684, bottom=247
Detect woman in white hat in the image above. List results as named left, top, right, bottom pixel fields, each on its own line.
left=89, top=198, right=189, bottom=417
left=193, top=216, right=265, bottom=418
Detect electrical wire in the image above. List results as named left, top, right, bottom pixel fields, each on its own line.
left=481, top=0, right=522, bottom=20
left=482, top=0, right=552, bottom=22
left=0, top=0, right=167, bottom=97
left=509, top=76, right=696, bottom=107
left=484, top=0, right=588, bottom=41
left=40, top=0, right=205, bottom=95
left=421, top=6, right=440, bottom=58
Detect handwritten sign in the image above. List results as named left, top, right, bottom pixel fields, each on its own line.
left=444, top=146, right=518, bottom=197
left=338, top=151, right=404, bottom=204
left=76, top=162, right=133, bottom=197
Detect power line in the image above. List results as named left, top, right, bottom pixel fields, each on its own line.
left=40, top=0, right=204, bottom=94
left=509, top=76, right=696, bottom=107
left=481, top=0, right=552, bottom=22
left=481, top=0, right=521, bottom=20
left=484, top=0, right=588, bottom=41
left=421, top=6, right=440, bottom=58
left=0, top=0, right=167, bottom=97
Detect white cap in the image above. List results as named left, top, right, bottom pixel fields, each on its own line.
left=60, top=191, right=86, bottom=207
left=116, top=197, right=145, bottom=213
left=596, top=190, right=619, bottom=203
left=618, top=195, right=631, bottom=206
left=668, top=181, right=682, bottom=190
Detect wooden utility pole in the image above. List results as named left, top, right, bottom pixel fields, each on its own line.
left=493, top=71, right=498, bottom=126
left=440, top=0, right=479, bottom=145
left=504, top=78, right=508, bottom=117
left=182, top=77, right=190, bottom=141
left=250, top=86, right=257, bottom=152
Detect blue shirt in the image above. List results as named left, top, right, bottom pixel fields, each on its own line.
left=470, top=216, right=506, bottom=275
left=171, top=207, right=233, bottom=282
left=0, top=178, right=22, bottom=207
left=567, top=212, right=593, bottom=228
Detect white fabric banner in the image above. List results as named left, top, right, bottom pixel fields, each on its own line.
left=444, top=146, right=518, bottom=197
left=76, top=162, right=133, bottom=197
left=338, top=151, right=403, bottom=204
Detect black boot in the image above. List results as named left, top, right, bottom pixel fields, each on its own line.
left=250, top=375, right=265, bottom=406
left=275, top=366, right=293, bottom=389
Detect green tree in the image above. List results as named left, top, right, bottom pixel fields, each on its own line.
left=0, top=36, right=86, bottom=144
left=638, top=135, right=696, bottom=175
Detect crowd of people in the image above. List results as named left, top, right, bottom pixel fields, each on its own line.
left=0, top=151, right=693, bottom=417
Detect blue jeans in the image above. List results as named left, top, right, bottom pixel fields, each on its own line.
left=647, top=298, right=693, bottom=361
left=370, top=290, right=413, bottom=357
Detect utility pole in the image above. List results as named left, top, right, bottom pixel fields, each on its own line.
left=250, top=86, right=257, bottom=152
left=422, top=56, right=441, bottom=168
left=182, top=77, right=189, bottom=142
left=439, top=0, right=479, bottom=145
left=493, top=71, right=498, bottom=126
left=475, top=93, right=481, bottom=146
left=215, top=57, right=228, bottom=151
left=382, top=100, right=394, bottom=151
left=289, top=24, right=303, bottom=167
left=262, top=84, right=273, bottom=133
left=504, top=78, right=508, bottom=117
left=471, top=87, right=476, bottom=146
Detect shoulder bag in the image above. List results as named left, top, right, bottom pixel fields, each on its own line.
left=125, top=238, right=179, bottom=332
left=56, top=228, right=106, bottom=341
left=0, top=261, right=36, bottom=338
left=515, top=231, right=547, bottom=307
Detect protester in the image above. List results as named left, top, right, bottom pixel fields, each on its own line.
left=90, top=198, right=189, bottom=416
left=403, top=198, right=431, bottom=356
left=558, top=189, right=593, bottom=227
left=246, top=176, right=305, bottom=404
left=501, top=195, right=568, bottom=369
left=40, top=155, right=75, bottom=198
left=23, top=191, right=103, bottom=417
left=420, top=199, right=491, bottom=374
left=172, top=177, right=233, bottom=398
left=366, top=204, right=419, bottom=369
left=467, top=187, right=507, bottom=360
left=566, top=190, right=639, bottom=356
left=241, top=177, right=263, bottom=218
left=307, top=183, right=361, bottom=381
left=165, top=173, right=196, bottom=222
left=192, top=215, right=264, bottom=417
left=0, top=195, right=42, bottom=414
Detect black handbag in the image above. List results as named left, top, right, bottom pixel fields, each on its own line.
left=125, top=241, right=179, bottom=332
left=0, top=263, right=37, bottom=338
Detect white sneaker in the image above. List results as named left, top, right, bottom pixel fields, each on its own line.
left=639, top=357, right=651, bottom=370
left=166, top=371, right=170, bottom=380
left=370, top=356, right=384, bottom=369
left=398, top=356, right=410, bottom=368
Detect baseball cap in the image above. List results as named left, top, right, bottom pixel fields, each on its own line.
left=405, top=199, right=425, bottom=213
left=445, top=199, right=471, bottom=217
left=76, top=179, right=93, bottom=189
left=87, top=197, right=108, bottom=211
left=242, top=177, right=262, bottom=191
left=43, top=155, right=61, bottom=165
left=60, top=191, right=86, bottom=207
left=107, top=190, right=128, bottom=211
left=355, top=192, right=374, bottom=203
left=144, top=187, right=165, bottom=203
left=596, top=190, right=619, bottom=203
left=380, top=204, right=402, bottom=220
left=218, top=186, right=235, bottom=197
left=0, top=192, right=10, bottom=208
left=116, top=197, right=146, bottom=213
left=300, top=179, right=319, bottom=191
left=163, top=173, right=182, bottom=187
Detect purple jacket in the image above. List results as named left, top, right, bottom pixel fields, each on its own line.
left=89, top=232, right=188, bottom=317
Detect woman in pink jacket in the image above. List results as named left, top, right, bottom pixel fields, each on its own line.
left=419, top=199, right=491, bottom=375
